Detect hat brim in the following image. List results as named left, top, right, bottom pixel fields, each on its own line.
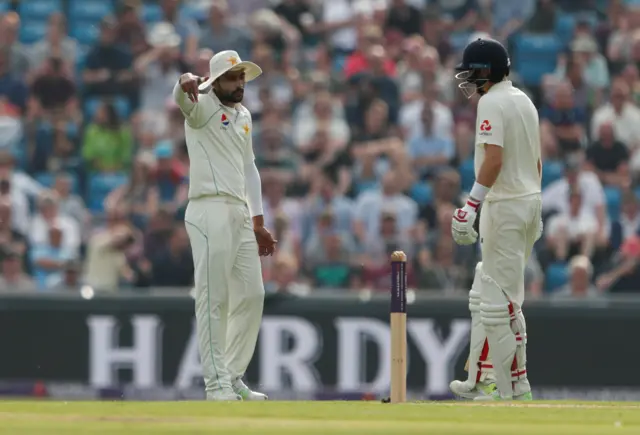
left=149, top=33, right=182, bottom=49
left=198, top=61, right=262, bottom=91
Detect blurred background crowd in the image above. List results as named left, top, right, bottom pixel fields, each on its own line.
left=0, top=0, right=638, bottom=299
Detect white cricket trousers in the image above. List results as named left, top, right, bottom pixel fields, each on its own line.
left=184, top=196, right=265, bottom=395
left=478, top=194, right=541, bottom=308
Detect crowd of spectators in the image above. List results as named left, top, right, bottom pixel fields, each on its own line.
left=0, top=0, right=639, bottom=298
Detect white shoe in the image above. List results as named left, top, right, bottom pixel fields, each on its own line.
left=207, top=388, right=242, bottom=401
left=473, top=390, right=533, bottom=401
left=233, top=378, right=268, bottom=400
left=449, top=380, right=497, bottom=400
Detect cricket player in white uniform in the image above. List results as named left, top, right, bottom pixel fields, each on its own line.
left=448, top=38, right=542, bottom=401
left=173, top=50, right=277, bottom=401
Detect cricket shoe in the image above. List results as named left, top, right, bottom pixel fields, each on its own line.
left=449, top=380, right=497, bottom=400
left=233, top=378, right=268, bottom=400
left=206, top=388, right=242, bottom=401
left=473, top=390, right=533, bottom=401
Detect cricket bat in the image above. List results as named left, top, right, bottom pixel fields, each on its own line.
left=464, top=204, right=480, bottom=375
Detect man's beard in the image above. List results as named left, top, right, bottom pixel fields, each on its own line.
left=217, top=88, right=244, bottom=104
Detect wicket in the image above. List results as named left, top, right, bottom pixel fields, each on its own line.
left=389, top=251, right=407, bottom=403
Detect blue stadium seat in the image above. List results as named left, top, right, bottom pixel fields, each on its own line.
left=87, top=173, right=128, bottom=212
left=71, top=22, right=100, bottom=46
left=18, top=0, right=62, bottom=20
left=409, top=182, right=433, bottom=206
left=75, top=47, right=89, bottom=77
left=555, top=14, right=575, bottom=46
left=332, top=55, right=347, bottom=74
left=458, top=158, right=475, bottom=193
left=604, top=186, right=622, bottom=221
left=141, top=4, right=163, bottom=22
left=19, top=20, right=48, bottom=44
left=545, top=262, right=568, bottom=292
left=35, top=172, right=79, bottom=194
left=181, top=4, right=201, bottom=20
left=84, top=96, right=131, bottom=121
left=449, top=32, right=472, bottom=53
left=355, top=180, right=378, bottom=195
left=541, top=160, right=564, bottom=189
left=69, top=0, right=114, bottom=21
left=513, top=33, right=562, bottom=86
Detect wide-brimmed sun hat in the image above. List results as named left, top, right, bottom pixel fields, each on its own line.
left=148, top=22, right=181, bottom=48
left=198, top=50, right=262, bottom=91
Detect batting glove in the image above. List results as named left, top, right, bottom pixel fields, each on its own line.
left=452, top=199, right=480, bottom=245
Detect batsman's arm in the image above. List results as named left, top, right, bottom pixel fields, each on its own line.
left=473, top=145, right=503, bottom=198
left=469, top=98, right=505, bottom=204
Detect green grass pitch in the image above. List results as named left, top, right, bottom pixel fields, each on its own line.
left=0, top=401, right=639, bottom=434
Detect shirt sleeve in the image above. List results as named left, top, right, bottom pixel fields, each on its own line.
left=244, top=119, right=263, bottom=218
left=585, top=173, right=605, bottom=207
left=475, top=96, right=504, bottom=147
left=172, top=80, right=197, bottom=117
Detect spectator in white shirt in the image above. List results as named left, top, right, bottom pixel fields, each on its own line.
left=399, top=89, right=454, bottom=141
left=542, top=154, right=608, bottom=244
left=353, top=170, right=418, bottom=243
left=591, top=79, right=640, bottom=151
left=0, top=249, right=35, bottom=292
left=52, top=173, right=90, bottom=240
left=546, top=189, right=598, bottom=261
left=261, top=174, right=303, bottom=240
left=0, top=174, right=29, bottom=236
left=293, top=90, right=350, bottom=150
left=30, top=191, right=81, bottom=257
left=29, top=12, right=77, bottom=73
left=135, top=23, right=187, bottom=113
left=321, top=0, right=359, bottom=54
left=0, top=151, right=43, bottom=200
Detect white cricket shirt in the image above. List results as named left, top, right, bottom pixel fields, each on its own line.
left=474, top=80, right=541, bottom=202
left=173, top=83, right=255, bottom=202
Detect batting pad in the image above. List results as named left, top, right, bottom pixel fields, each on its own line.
left=480, top=274, right=518, bottom=398
left=466, top=263, right=494, bottom=386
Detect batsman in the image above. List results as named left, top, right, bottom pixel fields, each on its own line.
left=448, top=38, right=542, bottom=401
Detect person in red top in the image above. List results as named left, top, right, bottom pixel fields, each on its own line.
left=343, top=24, right=396, bottom=79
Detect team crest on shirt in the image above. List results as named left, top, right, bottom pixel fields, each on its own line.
left=479, top=119, right=492, bottom=136
left=221, top=114, right=230, bottom=126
